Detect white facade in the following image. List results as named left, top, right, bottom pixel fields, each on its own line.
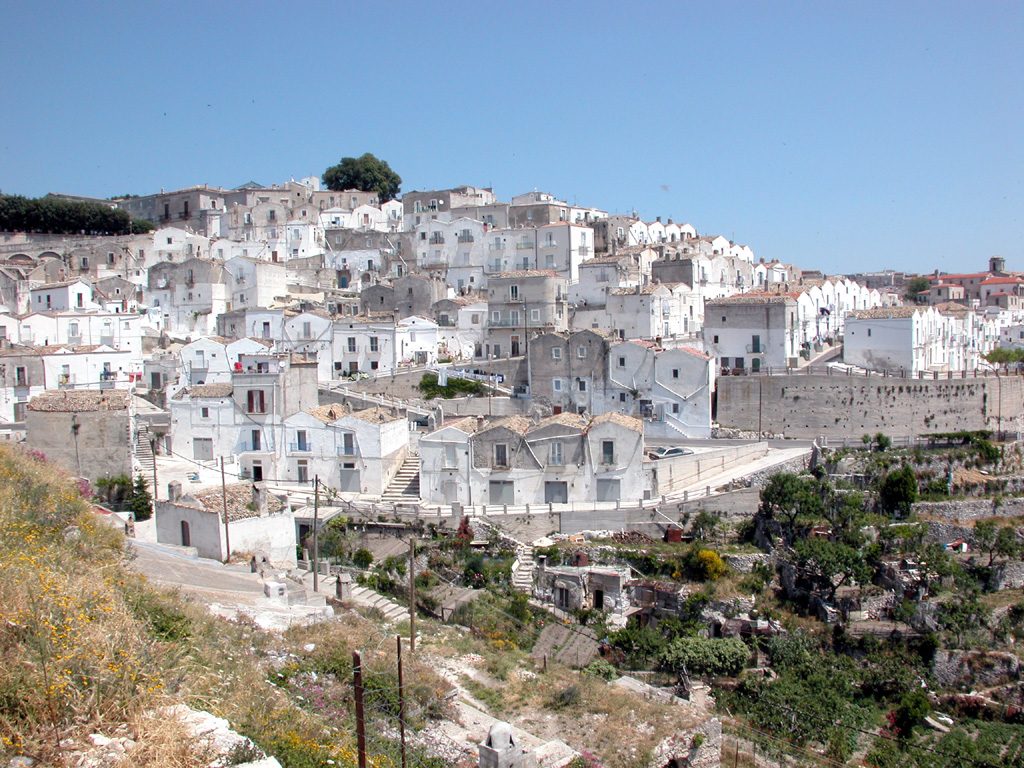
left=29, top=279, right=99, bottom=312
left=224, top=257, right=288, bottom=310
left=331, top=315, right=439, bottom=377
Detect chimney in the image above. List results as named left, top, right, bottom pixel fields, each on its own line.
left=251, top=482, right=265, bottom=514
left=167, top=480, right=182, bottom=502
left=476, top=415, right=485, bottom=431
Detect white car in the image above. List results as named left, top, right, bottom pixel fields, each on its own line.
left=647, top=446, right=694, bottom=460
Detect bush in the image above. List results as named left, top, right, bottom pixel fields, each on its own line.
left=353, top=548, right=373, bottom=569
left=660, top=636, right=749, bottom=677
left=417, top=372, right=486, bottom=400
left=583, top=659, right=619, bottom=681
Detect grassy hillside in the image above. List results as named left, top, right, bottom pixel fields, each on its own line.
left=0, top=446, right=449, bottom=767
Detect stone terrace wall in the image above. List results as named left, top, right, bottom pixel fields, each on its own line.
left=717, top=371, right=1024, bottom=439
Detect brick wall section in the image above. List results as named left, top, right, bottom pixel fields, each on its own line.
left=717, top=372, right=1024, bottom=439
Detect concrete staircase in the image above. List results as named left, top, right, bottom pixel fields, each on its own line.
left=135, top=423, right=155, bottom=473
left=349, top=584, right=408, bottom=623
left=382, top=455, right=420, bottom=502
left=511, top=544, right=535, bottom=593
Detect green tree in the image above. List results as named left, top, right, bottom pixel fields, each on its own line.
left=322, top=153, right=401, bottom=202
left=903, top=276, right=930, bottom=301
left=690, top=510, right=720, bottom=541
left=128, top=474, right=153, bottom=521
left=938, top=593, right=990, bottom=647
left=353, top=547, right=373, bottom=569
left=974, top=520, right=1021, bottom=567
left=878, top=465, right=918, bottom=516
left=793, top=537, right=871, bottom=600
left=759, top=472, right=824, bottom=542
left=892, top=689, right=931, bottom=739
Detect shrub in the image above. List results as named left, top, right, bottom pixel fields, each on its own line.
left=583, top=659, right=619, bottom=681
left=353, top=548, right=373, bottom=569
left=660, top=636, right=750, bottom=677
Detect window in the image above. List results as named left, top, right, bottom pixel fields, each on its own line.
left=510, top=310, right=520, bottom=326
left=347, top=337, right=356, bottom=352
left=471, top=313, right=480, bottom=325
left=601, top=440, right=615, bottom=465
left=297, top=460, right=309, bottom=484
left=250, top=429, right=262, bottom=451
left=577, top=346, right=587, bottom=359
left=578, top=380, right=587, bottom=392
left=200, top=407, right=210, bottom=418
left=510, top=285, right=519, bottom=300
left=619, top=392, right=626, bottom=402
left=443, top=444, right=457, bottom=468
left=494, top=444, right=508, bottom=467
left=369, top=336, right=379, bottom=352
left=868, top=328, right=872, bottom=337
left=713, top=335, right=719, bottom=344
left=550, top=441, right=563, bottom=465
left=491, top=310, right=501, bottom=323
left=342, top=433, right=355, bottom=455
left=672, top=403, right=680, bottom=414
left=246, top=389, right=266, bottom=414
left=302, top=321, right=312, bottom=339
left=618, top=356, right=625, bottom=367
left=531, top=308, right=540, bottom=322
left=370, top=361, right=379, bottom=370
left=552, top=347, right=562, bottom=360
left=296, top=430, right=308, bottom=451
left=672, top=369, right=679, bottom=379
left=553, top=379, right=563, bottom=392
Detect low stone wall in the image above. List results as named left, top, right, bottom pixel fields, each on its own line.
left=933, top=649, right=1020, bottom=690
left=991, top=561, right=1024, bottom=591
left=913, top=498, right=1024, bottom=521
left=722, top=553, right=772, bottom=574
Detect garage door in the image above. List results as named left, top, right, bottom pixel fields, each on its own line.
left=544, top=481, right=568, bottom=504
left=595, top=479, right=620, bottom=502
left=489, top=480, right=514, bottom=505
left=193, top=438, right=213, bottom=461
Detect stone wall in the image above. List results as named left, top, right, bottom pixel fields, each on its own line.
left=991, top=561, right=1024, bottom=591
left=914, top=498, right=1024, bottom=521
left=717, top=371, right=1024, bottom=439
left=933, top=649, right=1020, bottom=689
left=722, top=553, right=772, bottom=574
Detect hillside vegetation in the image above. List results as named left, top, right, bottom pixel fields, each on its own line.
left=0, top=446, right=448, bottom=767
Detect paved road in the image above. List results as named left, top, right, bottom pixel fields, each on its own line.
left=129, top=540, right=266, bottom=601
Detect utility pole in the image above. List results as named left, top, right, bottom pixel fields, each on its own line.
left=397, top=635, right=407, bottom=768
left=408, top=537, right=416, bottom=652
left=312, top=475, right=320, bottom=593
left=220, top=456, right=231, bottom=564
left=150, top=437, right=158, bottom=512
left=352, top=651, right=367, bottom=768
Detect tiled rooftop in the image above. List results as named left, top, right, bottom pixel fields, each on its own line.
left=28, top=389, right=130, bottom=412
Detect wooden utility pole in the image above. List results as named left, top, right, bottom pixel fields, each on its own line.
left=220, top=457, right=231, bottom=564
left=408, top=537, right=416, bottom=652
left=312, top=475, right=320, bottom=593
left=397, top=635, right=407, bottom=768
left=353, top=651, right=367, bottom=768
left=149, top=437, right=158, bottom=511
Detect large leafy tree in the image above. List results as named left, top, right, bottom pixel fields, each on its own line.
left=793, top=537, right=871, bottom=600
left=759, top=472, right=824, bottom=542
left=878, top=464, right=918, bottom=516
left=322, top=153, right=401, bottom=202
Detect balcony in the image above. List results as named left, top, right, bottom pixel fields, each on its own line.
left=429, top=236, right=446, bottom=245
left=67, top=335, right=82, bottom=345
left=746, top=344, right=763, bottom=354
left=15, top=376, right=29, bottom=389
left=488, top=243, right=504, bottom=252
left=58, top=374, right=74, bottom=388
left=99, top=335, right=114, bottom=347
left=516, top=241, right=534, bottom=250
left=457, top=233, right=475, bottom=243
left=578, top=246, right=591, bottom=256
left=288, top=442, right=311, bottom=453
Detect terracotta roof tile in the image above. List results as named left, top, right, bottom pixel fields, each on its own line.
left=587, top=412, right=643, bottom=433
left=28, top=389, right=129, bottom=412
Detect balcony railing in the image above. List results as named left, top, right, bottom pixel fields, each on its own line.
left=58, top=374, right=74, bottom=388
left=429, top=236, right=446, bottom=245
left=457, top=233, right=475, bottom=243
left=746, top=344, right=763, bottom=354
left=15, top=376, right=28, bottom=388
left=288, top=442, right=311, bottom=453
left=578, top=246, right=591, bottom=256
left=67, top=335, right=82, bottom=345
left=516, top=241, right=534, bottom=250
left=488, top=243, right=503, bottom=251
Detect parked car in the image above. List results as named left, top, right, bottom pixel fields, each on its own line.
left=647, top=446, right=694, bottom=460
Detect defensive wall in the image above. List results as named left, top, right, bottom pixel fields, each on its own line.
left=717, top=369, right=1024, bottom=439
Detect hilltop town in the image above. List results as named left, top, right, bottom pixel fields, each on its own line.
left=3, top=171, right=1024, bottom=768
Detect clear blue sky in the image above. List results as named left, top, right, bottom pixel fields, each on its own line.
left=1, top=1, right=1020, bottom=275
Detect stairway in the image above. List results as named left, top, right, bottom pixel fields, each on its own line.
left=511, top=544, right=536, bottom=593
left=349, top=584, right=409, bottom=623
left=381, top=455, right=420, bottom=502
left=135, top=423, right=155, bottom=472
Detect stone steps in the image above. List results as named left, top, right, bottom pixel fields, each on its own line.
left=349, top=584, right=408, bottom=622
